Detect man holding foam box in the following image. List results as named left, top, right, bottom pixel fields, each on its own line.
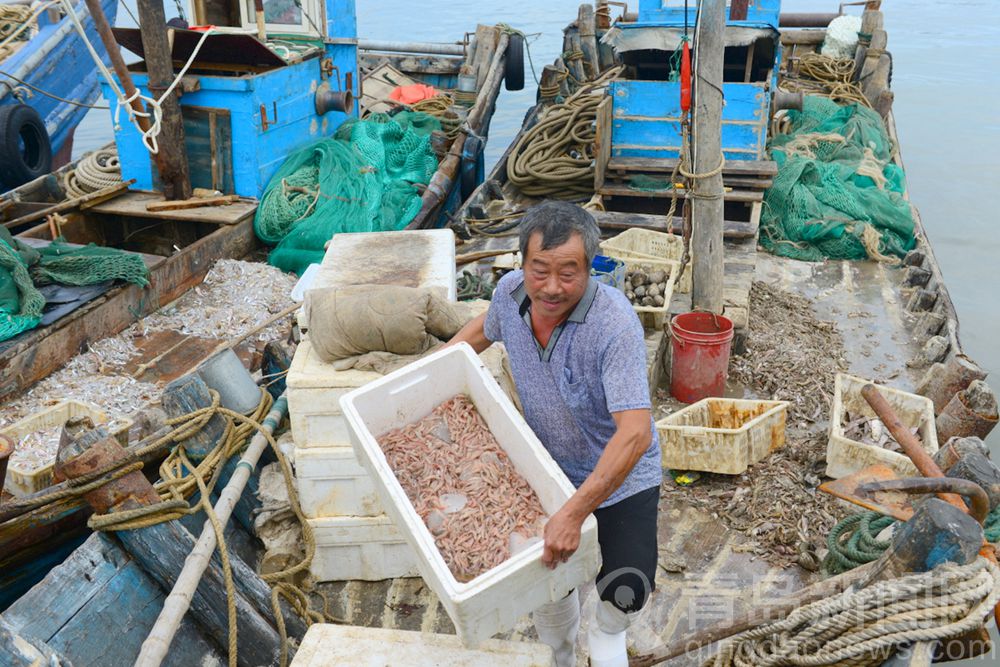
left=448, top=200, right=662, bottom=667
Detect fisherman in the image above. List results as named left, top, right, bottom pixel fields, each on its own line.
left=448, top=201, right=661, bottom=666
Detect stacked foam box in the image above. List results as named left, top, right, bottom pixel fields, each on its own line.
left=288, top=230, right=456, bottom=581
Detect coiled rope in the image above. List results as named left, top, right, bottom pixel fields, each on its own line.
left=706, top=557, right=1000, bottom=667
left=781, top=52, right=871, bottom=108
left=29, top=387, right=329, bottom=667
left=63, top=147, right=122, bottom=198
left=506, top=66, right=622, bottom=199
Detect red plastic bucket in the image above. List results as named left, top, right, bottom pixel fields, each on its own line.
left=669, top=312, right=734, bottom=404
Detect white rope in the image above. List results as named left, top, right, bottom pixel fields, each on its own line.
left=56, top=0, right=255, bottom=155
left=706, top=557, right=1000, bottom=667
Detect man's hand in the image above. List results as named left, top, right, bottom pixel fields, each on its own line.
left=541, top=505, right=584, bottom=570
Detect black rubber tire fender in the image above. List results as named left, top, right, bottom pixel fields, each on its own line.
left=504, top=33, right=525, bottom=92
left=0, top=103, right=53, bottom=189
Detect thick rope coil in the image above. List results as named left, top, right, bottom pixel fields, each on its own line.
left=706, top=557, right=1000, bottom=667
left=506, top=66, right=623, bottom=199
left=63, top=148, right=123, bottom=198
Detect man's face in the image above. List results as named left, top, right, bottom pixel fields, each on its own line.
left=523, top=230, right=590, bottom=323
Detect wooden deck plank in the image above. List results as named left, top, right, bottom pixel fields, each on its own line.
left=607, top=157, right=777, bottom=177
left=591, top=210, right=758, bottom=239
left=0, top=217, right=258, bottom=402
left=598, top=184, right=763, bottom=203
left=88, top=191, right=257, bottom=225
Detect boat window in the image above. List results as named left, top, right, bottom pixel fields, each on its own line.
left=239, top=0, right=323, bottom=36
left=621, top=36, right=774, bottom=84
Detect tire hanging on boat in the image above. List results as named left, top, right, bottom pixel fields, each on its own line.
left=0, top=103, right=52, bottom=189
left=504, top=32, right=525, bottom=91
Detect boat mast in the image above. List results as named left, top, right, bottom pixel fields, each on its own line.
left=133, top=0, right=193, bottom=200
left=690, top=0, right=725, bottom=314
left=83, top=0, right=181, bottom=198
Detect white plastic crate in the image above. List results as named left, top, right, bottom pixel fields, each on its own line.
left=287, top=339, right=382, bottom=448
left=340, top=343, right=600, bottom=647
left=295, top=445, right=383, bottom=518
left=607, top=254, right=679, bottom=330
left=291, top=624, right=555, bottom=667
left=299, top=229, right=457, bottom=330
left=599, top=227, right=691, bottom=293
left=308, top=514, right=419, bottom=581
left=656, top=398, right=789, bottom=475
left=2, top=401, right=133, bottom=497
left=826, top=374, right=938, bottom=480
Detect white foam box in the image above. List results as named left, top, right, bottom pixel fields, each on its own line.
left=295, top=445, right=383, bottom=518
left=298, top=228, right=457, bottom=330
left=826, top=373, right=939, bottom=480
left=656, top=398, right=789, bottom=475
left=287, top=338, right=382, bottom=448
left=340, top=343, right=600, bottom=647
left=308, top=514, right=420, bottom=581
left=291, top=624, right=555, bottom=667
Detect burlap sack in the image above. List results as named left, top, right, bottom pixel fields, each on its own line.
left=304, top=285, right=472, bottom=362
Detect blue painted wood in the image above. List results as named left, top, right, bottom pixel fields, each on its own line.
left=102, top=1, right=359, bottom=198
left=1, top=533, right=222, bottom=666
left=637, top=0, right=780, bottom=28
left=609, top=80, right=768, bottom=159
left=0, top=0, right=118, bottom=178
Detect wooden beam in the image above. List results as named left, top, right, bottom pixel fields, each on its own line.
left=598, top=184, right=762, bottom=203
left=607, top=157, right=777, bottom=177
left=145, top=195, right=240, bottom=212
left=690, top=0, right=726, bottom=313
left=578, top=4, right=601, bottom=80
left=591, top=210, right=758, bottom=239
left=0, top=218, right=257, bottom=402
left=134, top=0, right=192, bottom=200
left=2, top=181, right=133, bottom=229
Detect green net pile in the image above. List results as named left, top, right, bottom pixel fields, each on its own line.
left=255, top=112, right=441, bottom=276
left=760, top=96, right=916, bottom=262
left=0, top=227, right=149, bottom=342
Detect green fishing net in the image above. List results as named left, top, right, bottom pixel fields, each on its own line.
left=0, top=226, right=149, bottom=342
left=255, top=111, right=441, bottom=276
left=760, top=96, right=916, bottom=262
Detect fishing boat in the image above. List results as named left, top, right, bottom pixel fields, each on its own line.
left=2, top=2, right=998, bottom=666
left=0, top=0, right=118, bottom=189
left=0, top=0, right=515, bottom=617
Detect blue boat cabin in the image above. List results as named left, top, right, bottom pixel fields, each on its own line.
left=605, top=0, right=781, bottom=162
left=102, top=0, right=359, bottom=198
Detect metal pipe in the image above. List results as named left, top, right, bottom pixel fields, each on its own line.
left=858, top=477, right=991, bottom=526
left=779, top=12, right=840, bottom=27
left=860, top=383, right=968, bottom=512
left=358, top=39, right=466, bottom=56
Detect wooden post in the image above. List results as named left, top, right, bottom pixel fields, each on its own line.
left=83, top=0, right=172, bottom=191
left=54, top=419, right=305, bottom=666
left=578, top=4, right=601, bottom=80
left=135, top=0, right=192, bottom=200
left=690, top=0, right=726, bottom=314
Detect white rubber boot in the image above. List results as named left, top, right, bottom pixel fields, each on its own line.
left=587, top=600, right=629, bottom=667
left=532, top=589, right=581, bottom=667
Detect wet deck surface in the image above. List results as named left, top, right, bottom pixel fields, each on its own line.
left=311, top=245, right=928, bottom=664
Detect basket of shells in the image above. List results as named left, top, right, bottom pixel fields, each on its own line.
left=614, top=256, right=680, bottom=329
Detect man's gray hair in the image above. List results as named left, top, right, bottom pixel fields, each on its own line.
left=518, top=200, right=600, bottom=266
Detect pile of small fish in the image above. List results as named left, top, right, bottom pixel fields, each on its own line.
left=10, top=427, right=63, bottom=473
left=624, top=266, right=671, bottom=308
left=136, top=259, right=296, bottom=345
left=378, top=395, right=547, bottom=582
left=841, top=411, right=919, bottom=452
left=2, top=260, right=296, bottom=473
left=730, top=281, right=848, bottom=423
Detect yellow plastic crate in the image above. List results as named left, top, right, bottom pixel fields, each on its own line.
left=656, top=398, right=789, bottom=474
left=1, top=400, right=132, bottom=497
left=606, top=254, right=679, bottom=330
left=599, top=227, right=691, bottom=293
